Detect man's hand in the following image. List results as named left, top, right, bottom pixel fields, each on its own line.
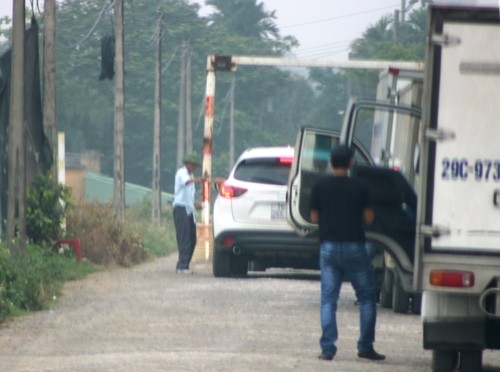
left=194, top=202, right=202, bottom=210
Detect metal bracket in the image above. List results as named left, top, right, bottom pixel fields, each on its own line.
left=431, top=33, right=461, bottom=47
left=419, top=225, right=451, bottom=238
left=425, top=128, right=455, bottom=142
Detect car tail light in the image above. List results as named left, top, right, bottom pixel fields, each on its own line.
left=278, top=157, right=293, bottom=165
left=221, top=236, right=234, bottom=248
left=430, top=270, right=475, bottom=288
left=219, top=182, right=247, bottom=198
left=388, top=66, right=400, bottom=76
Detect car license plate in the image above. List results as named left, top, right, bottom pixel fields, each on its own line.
left=271, top=203, right=285, bottom=219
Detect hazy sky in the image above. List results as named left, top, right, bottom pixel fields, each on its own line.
left=0, top=0, right=418, bottom=60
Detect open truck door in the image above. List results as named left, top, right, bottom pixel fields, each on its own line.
left=288, top=99, right=423, bottom=314
left=286, top=128, right=372, bottom=238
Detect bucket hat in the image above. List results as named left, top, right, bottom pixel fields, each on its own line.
left=183, top=152, right=201, bottom=166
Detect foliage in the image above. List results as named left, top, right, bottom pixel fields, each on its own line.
left=346, top=8, right=427, bottom=99
left=126, top=198, right=177, bottom=258
left=65, top=201, right=149, bottom=267
left=53, top=0, right=305, bottom=190
left=0, top=243, right=100, bottom=322
left=26, top=173, right=71, bottom=245
left=0, top=197, right=175, bottom=324
left=5, top=2, right=427, bottom=196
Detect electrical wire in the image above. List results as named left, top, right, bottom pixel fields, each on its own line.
left=75, top=0, right=115, bottom=48
left=279, top=4, right=400, bottom=30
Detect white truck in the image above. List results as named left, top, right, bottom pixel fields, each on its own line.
left=415, top=4, right=500, bottom=371
left=287, top=3, right=500, bottom=371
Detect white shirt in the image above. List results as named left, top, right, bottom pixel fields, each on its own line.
left=172, top=166, right=195, bottom=216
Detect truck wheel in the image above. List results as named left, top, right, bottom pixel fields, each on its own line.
left=213, top=250, right=231, bottom=277
left=379, top=268, right=393, bottom=309
left=411, top=293, right=422, bottom=315
left=459, top=350, right=482, bottom=372
left=432, top=350, right=459, bottom=372
left=392, top=271, right=410, bottom=313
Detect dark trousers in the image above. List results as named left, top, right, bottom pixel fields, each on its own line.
left=173, top=206, right=196, bottom=270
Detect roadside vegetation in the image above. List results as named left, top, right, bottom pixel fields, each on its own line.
left=0, top=1, right=427, bottom=325
left=0, top=174, right=176, bottom=324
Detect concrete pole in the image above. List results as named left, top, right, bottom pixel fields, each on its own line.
left=113, top=0, right=125, bottom=223
left=7, top=0, right=26, bottom=252
left=43, top=0, right=58, bottom=182
left=151, top=9, right=162, bottom=225
left=177, top=42, right=186, bottom=168
left=229, top=77, right=235, bottom=170
left=185, top=42, right=193, bottom=155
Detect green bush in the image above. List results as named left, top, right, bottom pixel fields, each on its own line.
left=0, top=192, right=176, bottom=324
left=26, top=173, right=71, bottom=245
left=0, top=243, right=100, bottom=322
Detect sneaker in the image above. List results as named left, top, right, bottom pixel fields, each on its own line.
left=358, top=349, right=386, bottom=361
left=318, top=353, right=334, bottom=361
left=176, top=269, right=193, bottom=274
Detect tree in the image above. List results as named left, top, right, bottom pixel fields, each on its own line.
left=346, top=8, right=426, bottom=99
left=206, top=0, right=278, bottom=40
left=206, top=0, right=297, bottom=53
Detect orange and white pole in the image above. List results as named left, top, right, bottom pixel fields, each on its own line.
left=201, top=56, right=216, bottom=261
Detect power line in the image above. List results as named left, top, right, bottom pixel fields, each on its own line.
left=280, top=4, right=400, bottom=30
left=75, top=0, right=115, bottom=48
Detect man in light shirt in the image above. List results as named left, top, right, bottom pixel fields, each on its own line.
left=172, top=152, right=205, bottom=274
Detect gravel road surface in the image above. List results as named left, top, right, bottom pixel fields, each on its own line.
left=0, top=254, right=499, bottom=372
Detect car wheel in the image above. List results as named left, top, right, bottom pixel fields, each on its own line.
left=379, top=268, right=393, bottom=309
left=231, top=257, right=248, bottom=277
left=432, top=350, right=459, bottom=372
left=392, top=271, right=409, bottom=314
left=213, top=250, right=231, bottom=277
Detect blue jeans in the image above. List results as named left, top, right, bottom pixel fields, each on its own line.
left=319, top=241, right=377, bottom=356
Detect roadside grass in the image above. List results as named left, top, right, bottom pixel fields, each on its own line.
left=0, top=198, right=177, bottom=324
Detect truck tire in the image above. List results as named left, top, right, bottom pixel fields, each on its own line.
left=432, top=350, right=459, bottom=372
left=213, top=250, right=231, bottom=277
left=459, top=350, right=482, bottom=372
left=411, top=293, right=422, bottom=315
left=392, top=271, right=410, bottom=313
left=379, top=268, right=393, bottom=309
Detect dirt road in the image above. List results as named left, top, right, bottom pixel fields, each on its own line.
left=0, top=254, right=499, bottom=371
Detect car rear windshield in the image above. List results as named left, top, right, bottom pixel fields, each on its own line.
left=233, top=158, right=291, bottom=186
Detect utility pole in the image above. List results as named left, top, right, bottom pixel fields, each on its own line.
left=113, top=0, right=125, bottom=223
left=151, top=9, right=162, bottom=226
left=7, top=0, right=26, bottom=253
left=43, top=0, right=58, bottom=182
left=393, top=9, right=400, bottom=44
left=185, top=41, right=192, bottom=155
left=176, top=41, right=186, bottom=167
left=229, top=77, right=235, bottom=170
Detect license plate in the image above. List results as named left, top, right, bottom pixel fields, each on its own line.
left=271, top=203, right=285, bottom=219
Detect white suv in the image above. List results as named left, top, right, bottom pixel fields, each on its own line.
left=212, top=146, right=319, bottom=277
